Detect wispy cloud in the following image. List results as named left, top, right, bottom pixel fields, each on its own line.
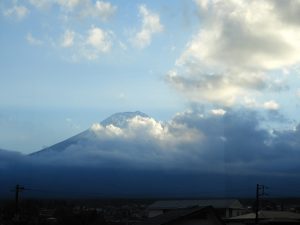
left=58, top=26, right=113, bottom=61
left=28, top=0, right=52, bottom=10
left=80, top=1, right=117, bottom=22
left=57, top=0, right=81, bottom=10
left=263, top=100, right=280, bottom=111
left=61, top=30, right=75, bottom=48
left=91, top=0, right=117, bottom=21
left=3, top=4, right=29, bottom=20
left=131, top=5, right=163, bottom=49
left=28, top=0, right=81, bottom=11
left=28, top=0, right=117, bottom=21
left=26, top=33, right=43, bottom=46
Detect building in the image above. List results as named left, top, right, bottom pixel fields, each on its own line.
left=147, top=199, right=244, bottom=218
left=140, top=206, right=225, bottom=225
left=226, top=210, right=300, bottom=225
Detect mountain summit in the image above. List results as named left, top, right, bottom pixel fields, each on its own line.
left=31, top=111, right=150, bottom=156
left=100, top=111, right=149, bottom=128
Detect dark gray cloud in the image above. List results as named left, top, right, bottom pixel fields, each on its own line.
left=2, top=110, right=300, bottom=197
left=272, top=0, right=300, bottom=26
left=13, top=110, right=300, bottom=176
left=0, top=149, right=27, bottom=169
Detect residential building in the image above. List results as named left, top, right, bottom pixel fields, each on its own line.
left=147, top=199, right=244, bottom=218
left=140, top=206, right=225, bottom=225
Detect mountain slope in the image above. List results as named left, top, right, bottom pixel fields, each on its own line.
left=30, top=111, right=149, bottom=156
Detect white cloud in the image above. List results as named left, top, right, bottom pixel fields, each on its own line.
left=61, top=30, right=75, bottom=48
left=194, top=0, right=210, bottom=11
left=29, top=0, right=80, bottom=10
left=59, top=26, right=113, bottom=61
left=65, top=118, right=80, bottom=130
left=243, top=97, right=258, bottom=108
left=243, top=98, right=281, bottom=111
left=168, top=0, right=300, bottom=106
left=167, top=70, right=264, bottom=106
left=191, top=0, right=300, bottom=71
left=211, top=109, right=226, bottom=116
left=263, top=100, right=280, bottom=111
left=117, top=92, right=126, bottom=100
left=28, top=0, right=52, bottom=10
left=28, top=0, right=116, bottom=20
left=78, top=0, right=117, bottom=21
left=296, top=89, right=300, bottom=98
left=132, top=5, right=163, bottom=48
left=86, top=26, right=112, bottom=53
left=125, top=116, right=165, bottom=139
left=91, top=123, right=124, bottom=137
left=118, top=41, right=127, bottom=51
left=3, top=4, right=29, bottom=20
left=26, top=33, right=43, bottom=46
left=57, top=0, right=81, bottom=10
left=89, top=115, right=203, bottom=153
left=282, top=68, right=290, bottom=75
left=94, top=0, right=117, bottom=21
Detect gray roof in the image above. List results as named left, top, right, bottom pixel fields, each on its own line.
left=148, top=199, right=243, bottom=210
left=229, top=210, right=300, bottom=220
left=140, top=206, right=225, bottom=225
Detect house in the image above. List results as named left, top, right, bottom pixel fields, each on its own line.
left=140, top=206, right=226, bottom=225
left=147, top=199, right=244, bottom=218
left=226, top=210, right=300, bottom=225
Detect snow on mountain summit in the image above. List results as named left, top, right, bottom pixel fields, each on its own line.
left=100, top=111, right=149, bottom=128
left=89, top=111, right=163, bottom=138
left=31, top=111, right=152, bottom=155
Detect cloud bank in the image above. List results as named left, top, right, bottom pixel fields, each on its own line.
left=167, top=0, right=300, bottom=106
left=2, top=110, right=300, bottom=197
left=19, top=110, right=300, bottom=177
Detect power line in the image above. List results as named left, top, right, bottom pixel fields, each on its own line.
left=16, top=184, right=300, bottom=199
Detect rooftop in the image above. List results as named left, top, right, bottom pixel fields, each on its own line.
left=229, top=210, right=300, bottom=220
left=148, top=199, right=243, bottom=210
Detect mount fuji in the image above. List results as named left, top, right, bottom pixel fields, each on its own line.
left=31, top=111, right=150, bottom=156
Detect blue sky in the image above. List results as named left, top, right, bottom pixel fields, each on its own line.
left=1, top=0, right=300, bottom=154
left=0, top=0, right=196, bottom=152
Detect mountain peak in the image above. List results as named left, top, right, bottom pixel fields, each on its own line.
left=100, top=111, right=149, bottom=128
left=31, top=111, right=150, bottom=156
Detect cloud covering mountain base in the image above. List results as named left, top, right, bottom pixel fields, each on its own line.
left=1, top=156, right=299, bottom=198
left=1, top=110, right=300, bottom=197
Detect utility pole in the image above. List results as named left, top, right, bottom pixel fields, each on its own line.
left=14, top=184, right=25, bottom=218
left=255, top=184, right=259, bottom=224
left=255, top=184, right=268, bottom=224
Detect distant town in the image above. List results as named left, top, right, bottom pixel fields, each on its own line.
left=2, top=186, right=300, bottom=225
